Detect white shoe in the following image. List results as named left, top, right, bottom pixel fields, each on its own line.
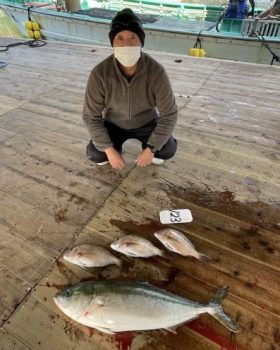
left=152, top=157, right=164, bottom=165
left=97, top=161, right=109, bottom=166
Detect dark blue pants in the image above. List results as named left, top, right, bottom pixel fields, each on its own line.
left=86, top=119, right=177, bottom=163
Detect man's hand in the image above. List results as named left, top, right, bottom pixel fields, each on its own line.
left=135, top=147, right=154, bottom=167
left=105, top=147, right=125, bottom=170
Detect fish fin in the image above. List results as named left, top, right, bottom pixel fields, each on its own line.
left=198, top=254, right=210, bottom=264
left=209, top=286, right=240, bottom=333
left=124, top=242, right=139, bottom=247
left=126, top=252, right=140, bottom=257
left=94, top=326, right=115, bottom=334
left=138, top=281, right=151, bottom=285
left=165, top=327, right=177, bottom=334
left=120, top=243, right=142, bottom=257
left=161, top=241, right=178, bottom=254
left=210, top=286, right=229, bottom=305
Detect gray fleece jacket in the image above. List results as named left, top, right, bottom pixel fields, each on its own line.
left=82, top=52, right=178, bottom=151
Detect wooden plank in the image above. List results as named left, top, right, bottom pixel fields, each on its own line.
left=0, top=114, right=85, bottom=154
left=0, top=145, right=114, bottom=202
left=174, top=138, right=279, bottom=185
left=0, top=222, right=53, bottom=285
left=145, top=153, right=279, bottom=205
left=0, top=264, right=30, bottom=326
left=0, top=128, right=15, bottom=142
left=19, top=99, right=85, bottom=124
left=33, top=87, right=85, bottom=105
left=200, top=78, right=280, bottom=100
left=0, top=128, right=128, bottom=220
left=0, top=330, right=32, bottom=350
left=177, top=121, right=279, bottom=152
left=0, top=189, right=78, bottom=253
left=0, top=67, right=79, bottom=100
left=0, top=94, right=24, bottom=115
left=0, top=108, right=88, bottom=140
left=0, top=165, right=95, bottom=226
left=178, top=97, right=280, bottom=132
left=0, top=46, right=104, bottom=100
left=0, top=44, right=108, bottom=76
left=174, top=122, right=280, bottom=162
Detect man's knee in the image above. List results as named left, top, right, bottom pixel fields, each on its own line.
left=156, top=137, right=177, bottom=160
left=86, top=140, right=108, bottom=163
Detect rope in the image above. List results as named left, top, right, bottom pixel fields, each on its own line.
left=27, top=6, right=33, bottom=21
left=0, top=40, right=47, bottom=53
left=193, top=30, right=203, bottom=49
left=253, top=31, right=280, bottom=64
left=192, top=3, right=228, bottom=48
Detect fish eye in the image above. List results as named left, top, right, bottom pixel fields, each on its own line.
left=64, top=290, right=73, bottom=298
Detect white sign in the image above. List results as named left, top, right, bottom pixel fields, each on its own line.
left=159, top=209, right=193, bottom=224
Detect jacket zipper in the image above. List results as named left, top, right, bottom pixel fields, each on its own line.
left=128, top=75, right=137, bottom=123
left=128, top=82, right=131, bottom=122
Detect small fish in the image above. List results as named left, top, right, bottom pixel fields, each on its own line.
left=110, top=234, right=165, bottom=258
left=63, top=244, right=122, bottom=268
left=154, top=229, right=209, bottom=263
left=54, top=280, right=240, bottom=334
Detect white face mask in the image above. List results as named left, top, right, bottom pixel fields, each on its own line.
left=114, top=46, right=141, bottom=67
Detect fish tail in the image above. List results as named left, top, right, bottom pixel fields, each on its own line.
left=198, top=253, right=210, bottom=264
left=208, top=286, right=240, bottom=333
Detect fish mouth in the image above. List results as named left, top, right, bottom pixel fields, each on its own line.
left=54, top=293, right=92, bottom=321
left=53, top=294, right=65, bottom=310
left=63, top=255, right=72, bottom=263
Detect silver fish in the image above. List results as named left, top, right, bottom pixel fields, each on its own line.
left=154, top=229, right=209, bottom=263
left=110, top=234, right=165, bottom=258
left=63, top=244, right=122, bottom=268
left=54, top=280, right=240, bottom=334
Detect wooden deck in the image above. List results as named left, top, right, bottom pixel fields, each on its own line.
left=0, top=37, right=279, bottom=350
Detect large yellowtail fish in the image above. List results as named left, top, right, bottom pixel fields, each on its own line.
left=54, top=280, right=240, bottom=334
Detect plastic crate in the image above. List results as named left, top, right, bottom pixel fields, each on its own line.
left=220, top=18, right=243, bottom=33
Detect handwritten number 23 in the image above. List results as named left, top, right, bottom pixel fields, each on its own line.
left=170, top=211, right=181, bottom=222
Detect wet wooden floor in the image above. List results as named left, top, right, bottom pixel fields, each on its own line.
left=0, top=37, right=279, bottom=350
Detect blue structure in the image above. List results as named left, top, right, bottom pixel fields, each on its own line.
left=224, top=0, right=249, bottom=19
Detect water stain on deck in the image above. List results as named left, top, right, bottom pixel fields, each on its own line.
left=56, top=190, right=89, bottom=207
left=160, top=182, right=280, bottom=233
left=54, top=208, right=68, bottom=222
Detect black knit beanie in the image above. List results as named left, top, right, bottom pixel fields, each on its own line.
left=109, top=8, right=145, bottom=47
